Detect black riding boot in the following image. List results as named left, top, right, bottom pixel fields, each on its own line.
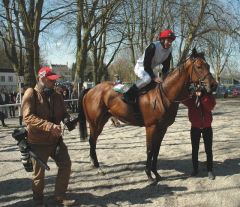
left=122, top=84, right=138, bottom=104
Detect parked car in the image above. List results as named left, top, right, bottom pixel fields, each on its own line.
left=232, top=85, right=240, bottom=97
left=214, top=84, right=228, bottom=98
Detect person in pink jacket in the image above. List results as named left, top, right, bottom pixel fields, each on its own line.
left=182, top=90, right=216, bottom=180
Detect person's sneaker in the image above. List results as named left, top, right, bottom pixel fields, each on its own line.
left=55, top=196, right=76, bottom=206
left=33, top=199, right=47, bottom=207
left=208, top=171, right=215, bottom=180
left=191, top=170, right=198, bottom=177
left=35, top=204, right=47, bottom=207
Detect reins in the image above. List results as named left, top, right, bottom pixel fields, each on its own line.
left=152, top=52, right=212, bottom=108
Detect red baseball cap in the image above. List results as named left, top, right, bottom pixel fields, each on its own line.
left=38, top=67, right=61, bottom=80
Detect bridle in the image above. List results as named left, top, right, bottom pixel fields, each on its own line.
left=190, top=57, right=212, bottom=83
left=189, top=57, right=212, bottom=94
left=171, top=56, right=212, bottom=103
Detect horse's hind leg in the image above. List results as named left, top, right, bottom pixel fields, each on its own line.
left=89, top=133, right=99, bottom=167
left=88, top=116, right=109, bottom=168
left=145, top=149, right=154, bottom=181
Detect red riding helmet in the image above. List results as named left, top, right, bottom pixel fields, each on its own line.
left=159, top=29, right=176, bottom=41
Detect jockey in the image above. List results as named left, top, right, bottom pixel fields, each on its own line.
left=123, top=29, right=176, bottom=103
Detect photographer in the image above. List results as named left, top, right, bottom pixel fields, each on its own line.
left=21, top=67, right=75, bottom=206
left=182, top=86, right=216, bottom=180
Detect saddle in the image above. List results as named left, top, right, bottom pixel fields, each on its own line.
left=138, top=81, right=158, bottom=95
left=113, top=81, right=159, bottom=127
left=113, top=80, right=158, bottom=95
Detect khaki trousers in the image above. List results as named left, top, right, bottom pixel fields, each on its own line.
left=30, top=140, right=71, bottom=200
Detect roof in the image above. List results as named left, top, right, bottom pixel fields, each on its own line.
left=0, top=68, right=15, bottom=73
left=51, top=64, right=69, bottom=70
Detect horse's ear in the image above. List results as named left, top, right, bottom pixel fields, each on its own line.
left=190, top=47, right=198, bottom=59
left=192, top=47, right=197, bottom=57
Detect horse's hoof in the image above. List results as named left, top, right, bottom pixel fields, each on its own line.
left=97, top=167, right=105, bottom=175
left=149, top=179, right=158, bottom=186
left=90, top=158, right=99, bottom=168
left=145, top=169, right=155, bottom=182
left=147, top=176, right=155, bottom=182
left=155, top=174, right=162, bottom=182
left=151, top=170, right=162, bottom=182
left=80, top=138, right=87, bottom=142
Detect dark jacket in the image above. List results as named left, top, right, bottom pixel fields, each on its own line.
left=0, top=92, right=10, bottom=104
left=182, top=94, right=216, bottom=128
left=143, top=43, right=172, bottom=78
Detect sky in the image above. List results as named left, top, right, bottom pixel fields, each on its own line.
left=40, top=32, right=76, bottom=67
left=36, top=0, right=76, bottom=67
left=37, top=0, right=240, bottom=71
left=44, top=41, right=75, bottom=67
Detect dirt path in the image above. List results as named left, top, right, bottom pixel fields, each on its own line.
left=0, top=99, right=239, bottom=207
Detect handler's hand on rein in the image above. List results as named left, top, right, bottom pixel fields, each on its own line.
left=196, top=91, right=202, bottom=97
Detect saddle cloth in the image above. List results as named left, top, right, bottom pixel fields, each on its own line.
left=113, top=81, right=158, bottom=94
left=113, top=83, right=129, bottom=93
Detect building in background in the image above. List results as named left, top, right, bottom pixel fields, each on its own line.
left=0, top=68, right=18, bottom=92
left=220, top=77, right=240, bottom=87
left=0, top=65, right=73, bottom=92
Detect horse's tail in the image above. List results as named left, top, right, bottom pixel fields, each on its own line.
left=78, top=88, right=90, bottom=140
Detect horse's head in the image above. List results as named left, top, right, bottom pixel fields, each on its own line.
left=188, top=48, right=218, bottom=93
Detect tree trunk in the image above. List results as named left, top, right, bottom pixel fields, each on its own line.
left=25, top=37, right=35, bottom=87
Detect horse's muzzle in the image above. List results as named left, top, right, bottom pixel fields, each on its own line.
left=205, top=82, right=218, bottom=93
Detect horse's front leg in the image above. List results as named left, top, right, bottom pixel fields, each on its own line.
left=145, top=126, right=167, bottom=182
left=145, top=125, right=158, bottom=182
left=145, top=150, right=154, bottom=181
left=151, top=127, right=167, bottom=181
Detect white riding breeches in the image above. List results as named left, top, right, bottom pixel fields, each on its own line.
left=134, top=62, right=151, bottom=89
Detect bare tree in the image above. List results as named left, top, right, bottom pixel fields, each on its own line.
left=0, top=0, right=24, bottom=76
left=121, top=0, right=168, bottom=67
left=74, top=0, right=122, bottom=86
left=171, top=0, right=240, bottom=65
left=205, top=33, right=235, bottom=82
left=0, top=0, right=75, bottom=86
left=90, top=1, right=125, bottom=83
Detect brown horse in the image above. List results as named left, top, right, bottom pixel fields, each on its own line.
left=78, top=48, right=218, bottom=182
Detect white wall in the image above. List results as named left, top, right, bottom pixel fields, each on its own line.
left=0, top=72, right=18, bottom=92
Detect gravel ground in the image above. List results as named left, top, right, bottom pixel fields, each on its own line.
left=0, top=98, right=239, bottom=207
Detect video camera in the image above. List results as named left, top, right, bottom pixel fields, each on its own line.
left=12, top=128, right=50, bottom=172
left=63, top=117, right=79, bottom=131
